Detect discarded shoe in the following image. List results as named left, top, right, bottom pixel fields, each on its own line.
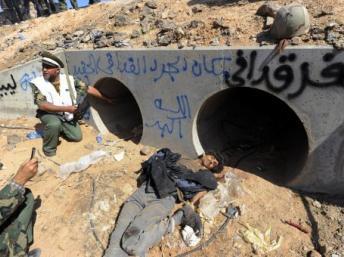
left=180, top=204, right=202, bottom=236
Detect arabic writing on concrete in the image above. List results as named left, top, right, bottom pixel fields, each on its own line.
left=19, top=71, right=37, bottom=91
left=0, top=74, right=17, bottom=98
left=226, top=50, right=344, bottom=99
left=72, top=53, right=232, bottom=84
left=145, top=95, right=191, bottom=138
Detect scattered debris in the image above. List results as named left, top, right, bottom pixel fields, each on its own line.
left=239, top=223, right=283, bottom=254
left=281, top=219, right=309, bottom=234
left=114, top=151, right=125, bottom=161
left=58, top=150, right=108, bottom=179
left=27, top=130, right=44, bottom=139
left=313, top=200, right=322, bottom=209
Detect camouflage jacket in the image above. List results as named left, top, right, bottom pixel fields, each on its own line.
left=0, top=183, right=26, bottom=257
left=0, top=184, right=25, bottom=228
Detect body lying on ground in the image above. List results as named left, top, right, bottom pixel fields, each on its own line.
left=104, top=148, right=225, bottom=257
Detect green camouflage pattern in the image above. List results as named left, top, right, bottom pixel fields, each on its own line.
left=0, top=184, right=35, bottom=257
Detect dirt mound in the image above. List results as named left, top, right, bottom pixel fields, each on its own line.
left=0, top=0, right=343, bottom=70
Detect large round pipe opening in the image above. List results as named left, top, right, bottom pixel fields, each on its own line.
left=90, top=77, right=143, bottom=143
left=197, top=87, right=309, bottom=184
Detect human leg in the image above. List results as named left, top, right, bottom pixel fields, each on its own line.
left=121, top=195, right=176, bottom=256
left=61, top=121, right=82, bottom=142
left=40, top=114, right=63, bottom=156
left=58, top=0, right=67, bottom=11
left=104, top=189, right=145, bottom=257
left=69, top=0, right=78, bottom=9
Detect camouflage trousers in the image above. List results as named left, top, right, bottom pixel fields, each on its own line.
left=58, top=0, right=78, bottom=10
left=0, top=191, right=35, bottom=257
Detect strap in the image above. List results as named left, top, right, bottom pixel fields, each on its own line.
left=62, top=51, right=76, bottom=105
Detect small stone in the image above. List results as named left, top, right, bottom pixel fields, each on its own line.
left=140, top=17, right=153, bottom=33
left=114, top=14, right=131, bottom=27
left=291, top=37, right=302, bottom=45
left=98, top=200, right=110, bottom=212
left=212, top=18, right=228, bottom=29
left=161, top=10, right=169, bottom=19
left=330, top=254, right=341, bottom=257
left=188, top=20, right=204, bottom=29
left=7, top=135, right=21, bottom=145
left=80, top=34, right=91, bottom=43
left=84, top=143, right=94, bottom=150
left=156, top=20, right=177, bottom=31
left=112, top=39, right=130, bottom=48
left=191, top=5, right=203, bottom=14
left=210, top=37, right=220, bottom=46
left=145, top=1, right=157, bottom=9
left=94, top=40, right=107, bottom=49
left=90, top=30, right=103, bottom=41
left=131, top=29, right=141, bottom=39
left=178, top=39, right=187, bottom=49
left=140, top=146, right=151, bottom=155
left=141, top=5, right=155, bottom=18
left=312, top=200, right=322, bottom=208
left=314, top=6, right=334, bottom=18
left=307, top=250, right=322, bottom=257
left=73, top=30, right=85, bottom=37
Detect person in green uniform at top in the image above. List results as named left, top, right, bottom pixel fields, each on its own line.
left=0, top=158, right=41, bottom=257
left=30, top=51, right=111, bottom=157
left=58, top=0, right=78, bottom=11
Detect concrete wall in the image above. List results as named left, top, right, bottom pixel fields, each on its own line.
left=0, top=47, right=343, bottom=194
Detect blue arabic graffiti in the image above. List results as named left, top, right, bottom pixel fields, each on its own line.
left=72, top=53, right=232, bottom=83
left=145, top=95, right=191, bottom=138
left=19, top=71, right=37, bottom=91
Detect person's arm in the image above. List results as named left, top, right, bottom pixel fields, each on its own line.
left=190, top=191, right=207, bottom=205
left=0, top=159, right=38, bottom=227
left=87, top=86, right=112, bottom=103
left=74, top=79, right=112, bottom=103
left=38, top=102, right=77, bottom=113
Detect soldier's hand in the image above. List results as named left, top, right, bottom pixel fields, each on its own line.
left=13, top=158, right=38, bottom=186
left=64, top=105, right=78, bottom=113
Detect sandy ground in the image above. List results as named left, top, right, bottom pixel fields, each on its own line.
left=0, top=117, right=343, bottom=257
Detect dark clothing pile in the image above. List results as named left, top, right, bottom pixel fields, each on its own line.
left=141, top=148, right=218, bottom=199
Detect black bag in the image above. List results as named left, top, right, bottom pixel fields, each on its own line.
left=73, top=96, right=90, bottom=121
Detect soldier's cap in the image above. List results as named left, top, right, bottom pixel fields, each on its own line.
left=40, top=51, right=64, bottom=68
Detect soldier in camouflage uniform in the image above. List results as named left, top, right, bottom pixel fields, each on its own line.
left=0, top=158, right=40, bottom=257
left=30, top=51, right=111, bottom=157
left=2, top=0, right=23, bottom=23
left=58, top=0, right=78, bottom=11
